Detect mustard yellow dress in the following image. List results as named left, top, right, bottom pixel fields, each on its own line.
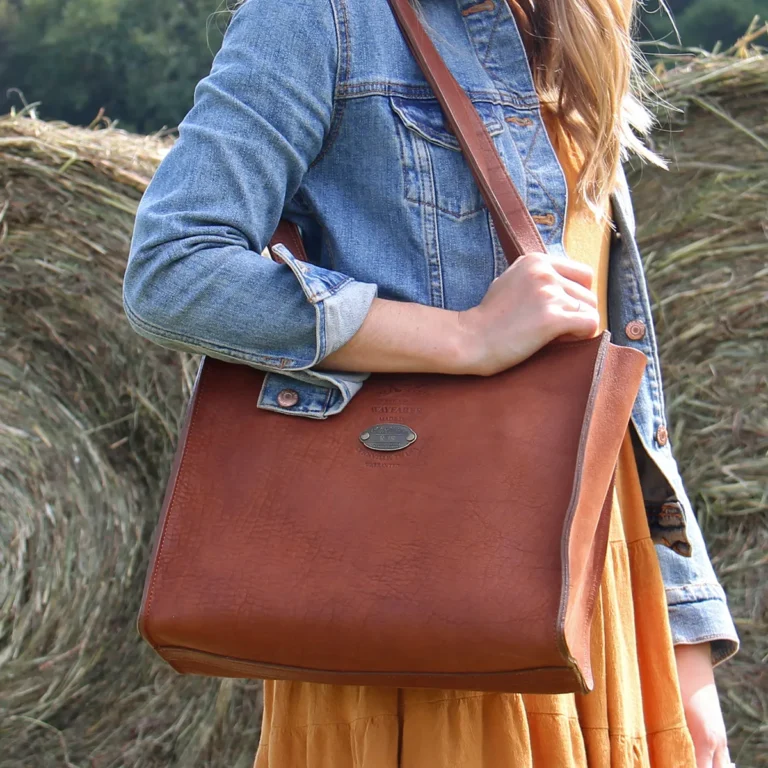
left=253, top=107, right=697, bottom=768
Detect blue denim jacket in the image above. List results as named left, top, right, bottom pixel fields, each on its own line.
left=123, top=0, right=738, bottom=663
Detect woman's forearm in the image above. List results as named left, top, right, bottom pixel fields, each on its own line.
left=316, top=297, right=473, bottom=375
left=316, top=253, right=600, bottom=378
left=674, top=643, right=731, bottom=766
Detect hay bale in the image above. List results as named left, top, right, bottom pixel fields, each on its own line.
left=0, top=112, right=262, bottom=768
left=628, top=36, right=768, bottom=768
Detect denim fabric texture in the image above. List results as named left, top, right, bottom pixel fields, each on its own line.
left=122, top=0, right=739, bottom=663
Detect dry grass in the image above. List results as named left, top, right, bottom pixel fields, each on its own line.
left=0, top=112, right=262, bottom=767
left=1, top=27, right=767, bottom=768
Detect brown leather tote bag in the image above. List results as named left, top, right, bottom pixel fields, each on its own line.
left=136, top=0, right=646, bottom=694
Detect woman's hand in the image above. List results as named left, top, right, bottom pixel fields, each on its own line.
left=675, top=643, right=733, bottom=768
left=457, top=251, right=600, bottom=376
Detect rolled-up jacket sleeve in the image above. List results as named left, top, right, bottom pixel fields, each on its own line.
left=122, top=0, right=377, bottom=404
left=656, top=485, right=740, bottom=667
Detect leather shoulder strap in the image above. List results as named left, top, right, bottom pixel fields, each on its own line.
left=387, top=0, right=546, bottom=264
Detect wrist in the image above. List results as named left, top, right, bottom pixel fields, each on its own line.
left=674, top=641, right=714, bottom=667
left=450, top=308, right=487, bottom=376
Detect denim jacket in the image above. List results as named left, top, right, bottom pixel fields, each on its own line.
left=123, top=0, right=738, bottom=663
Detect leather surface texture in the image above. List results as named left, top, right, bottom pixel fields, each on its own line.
left=136, top=0, right=648, bottom=694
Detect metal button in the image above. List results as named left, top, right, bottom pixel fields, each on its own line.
left=655, top=423, right=668, bottom=446
left=276, top=389, right=299, bottom=408
left=625, top=320, right=646, bottom=341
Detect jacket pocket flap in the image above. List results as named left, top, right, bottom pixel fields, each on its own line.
left=390, top=96, right=504, bottom=151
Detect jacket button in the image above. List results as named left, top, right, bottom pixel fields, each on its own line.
left=277, top=389, right=300, bottom=408
left=655, top=423, right=668, bottom=446
left=625, top=320, right=646, bottom=340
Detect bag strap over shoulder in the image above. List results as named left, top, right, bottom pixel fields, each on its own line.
left=386, top=0, right=546, bottom=265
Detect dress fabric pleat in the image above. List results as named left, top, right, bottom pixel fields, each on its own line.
left=253, top=103, right=697, bottom=768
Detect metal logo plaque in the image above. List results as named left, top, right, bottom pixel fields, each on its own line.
left=359, top=423, right=417, bottom=452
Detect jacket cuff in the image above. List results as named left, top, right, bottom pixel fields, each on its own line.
left=256, top=243, right=378, bottom=418
left=666, top=584, right=740, bottom=667
left=269, top=243, right=378, bottom=364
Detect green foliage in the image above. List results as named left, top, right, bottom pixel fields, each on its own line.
left=0, top=0, right=764, bottom=131
left=0, top=0, right=229, bottom=132
left=676, top=0, right=767, bottom=48
left=638, top=0, right=767, bottom=51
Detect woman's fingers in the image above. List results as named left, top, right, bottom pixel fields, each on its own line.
left=551, top=305, right=601, bottom=342
left=515, top=251, right=594, bottom=290
left=554, top=273, right=599, bottom=310
left=523, top=252, right=598, bottom=309
left=549, top=254, right=596, bottom=291
left=535, top=271, right=599, bottom=326
left=515, top=254, right=600, bottom=341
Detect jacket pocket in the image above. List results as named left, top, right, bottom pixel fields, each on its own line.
left=390, top=95, right=505, bottom=221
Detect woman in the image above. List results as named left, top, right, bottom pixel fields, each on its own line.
left=123, top=0, right=740, bottom=765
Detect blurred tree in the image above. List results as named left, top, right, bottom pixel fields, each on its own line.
left=637, top=0, right=766, bottom=50
left=0, top=0, right=227, bottom=131
left=675, top=0, right=766, bottom=48
left=0, top=0, right=764, bottom=130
